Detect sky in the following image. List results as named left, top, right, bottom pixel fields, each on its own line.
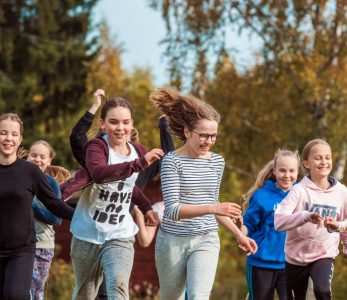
left=93, top=0, right=261, bottom=86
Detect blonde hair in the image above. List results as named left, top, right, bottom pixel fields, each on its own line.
left=302, top=138, right=330, bottom=166
left=46, top=165, right=71, bottom=185
left=29, top=140, right=70, bottom=184
left=243, top=149, right=300, bottom=209
left=0, top=113, right=24, bottom=135
left=30, top=140, right=56, bottom=159
left=130, top=127, right=139, bottom=143
left=17, top=147, right=29, bottom=159
left=150, top=88, right=220, bottom=141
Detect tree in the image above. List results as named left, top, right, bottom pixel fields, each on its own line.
left=148, top=2, right=347, bottom=295
left=0, top=0, right=99, bottom=165
left=149, top=0, right=347, bottom=178
left=83, top=22, right=162, bottom=154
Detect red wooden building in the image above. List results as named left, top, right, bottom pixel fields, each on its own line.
left=54, top=179, right=163, bottom=295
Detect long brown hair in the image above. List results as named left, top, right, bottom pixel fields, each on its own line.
left=100, top=97, right=133, bottom=120
left=46, top=165, right=71, bottom=185
left=150, top=87, right=220, bottom=141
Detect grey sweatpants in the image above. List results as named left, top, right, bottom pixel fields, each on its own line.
left=155, top=229, right=220, bottom=300
left=70, top=237, right=134, bottom=300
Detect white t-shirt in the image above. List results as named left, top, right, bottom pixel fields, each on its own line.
left=71, top=137, right=139, bottom=244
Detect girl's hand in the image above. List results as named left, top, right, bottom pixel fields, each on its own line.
left=88, top=89, right=104, bottom=114
left=309, top=212, right=324, bottom=228
left=233, top=216, right=243, bottom=230
left=324, top=216, right=338, bottom=231
left=145, top=210, right=160, bottom=226
left=237, top=235, right=258, bottom=255
left=132, top=205, right=144, bottom=221
left=93, top=89, right=104, bottom=106
left=213, top=203, right=242, bottom=218
left=144, top=148, right=164, bottom=165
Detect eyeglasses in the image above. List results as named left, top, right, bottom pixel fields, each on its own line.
left=191, top=130, right=218, bottom=142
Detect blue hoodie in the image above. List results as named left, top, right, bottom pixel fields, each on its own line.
left=243, top=179, right=288, bottom=269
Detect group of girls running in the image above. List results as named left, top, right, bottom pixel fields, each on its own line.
left=243, top=140, right=347, bottom=300
left=0, top=86, right=347, bottom=300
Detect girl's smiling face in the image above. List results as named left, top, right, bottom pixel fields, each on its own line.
left=0, top=119, right=22, bottom=160
left=100, top=106, right=133, bottom=147
left=27, top=143, right=52, bottom=172
left=185, top=119, right=218, bottom=158
left=273, top=156, right=298, bottom=191
left=303, top=143, right=332, bottom=181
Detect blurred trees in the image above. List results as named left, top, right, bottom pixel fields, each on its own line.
left=0, top=1, right=162, bottom=166
left=149, top=0, right=347, bottom=297
left=81, top=22, right=162, bottom=158
left=2, top=0, right=347, bottom=296
left=149, top=0, right=347, bottom=183
left=0, top=0, right=99, bottom=165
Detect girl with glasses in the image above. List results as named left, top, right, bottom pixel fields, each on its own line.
left=151, top=87, right=257, bottom=300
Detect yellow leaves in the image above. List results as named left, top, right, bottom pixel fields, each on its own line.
left=32, top=94, right=44, bottom=103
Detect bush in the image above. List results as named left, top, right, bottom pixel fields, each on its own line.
left=46, top=258, right=74, bottom=300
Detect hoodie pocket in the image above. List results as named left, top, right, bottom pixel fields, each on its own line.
left=285, top=236, right=326, bottom=264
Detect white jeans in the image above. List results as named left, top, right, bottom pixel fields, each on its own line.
left=155, top=229, right=220, bottom=300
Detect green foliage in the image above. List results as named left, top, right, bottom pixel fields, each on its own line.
left=332, top=255, right=347, bottom=299
left=123, top=67, right=160, bottom=151
left=83, top=22, right=163, bottom=153
left=150, top=0, right=347, bottom=185
left=150, top=1, right=347, bottom=298
left=46, top=257, right=74, bottom=299
left=0, top=0, right=100, bottom=166
left=2, top=0, right=347, bottom=297
left=212, top=226, right=249, bottom=299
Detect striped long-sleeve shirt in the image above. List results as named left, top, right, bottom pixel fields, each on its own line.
left=160, top=151, right=225, bottom=236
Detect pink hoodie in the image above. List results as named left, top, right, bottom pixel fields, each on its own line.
left=274, top=176, right=347, bottom=265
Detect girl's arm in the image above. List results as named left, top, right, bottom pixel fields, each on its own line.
left=324, top=217, right=343, bottom=232
left=84, top=139, right=162, bottom=184
left=132, top=185, right=158, bottom=223
left=32, top=198, right=62, bottom=226
left=216, top=215, right=258, bottom=255
left=178, top=203, right=242, bottom=219
left=243, top=193, right=264, bottom=236
left=161, top=155, right=242, bottom=220
left=159, top=115, right=174, bottom=153
left=325, top=199, right=347, bottom=257
left=32, top=175, right=62, bottom=226
left=70, top=89, right=103, bottom=167
left=274, top=188, right=314, bottom=231
left=132, top=206, right=158, bottom=247
left=135, top=116, right=174, bottom=189
left=33, top=166, right=74, bottom=220
left=70, top=111, right=94, bottom=167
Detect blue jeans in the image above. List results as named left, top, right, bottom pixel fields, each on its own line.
left=155, top=229, right=220, bottom=300
left=71, top=237, right=134, bottom=300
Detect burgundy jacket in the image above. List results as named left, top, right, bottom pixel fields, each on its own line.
left=61, top=136, right=152, bottom=214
